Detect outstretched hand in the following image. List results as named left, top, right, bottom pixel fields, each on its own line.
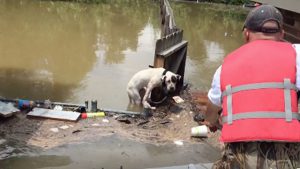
left=198, top=120, right=219, bottom=132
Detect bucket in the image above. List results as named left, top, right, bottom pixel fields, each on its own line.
left=191, top=125, right=209, bottom=137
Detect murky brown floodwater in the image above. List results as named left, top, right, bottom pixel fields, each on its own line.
left=0, top=0, right=247, bottom=168
left=0, top=0, right=245, bottom=110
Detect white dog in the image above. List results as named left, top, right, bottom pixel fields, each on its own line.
left=127, top=67, right=181, bottom=110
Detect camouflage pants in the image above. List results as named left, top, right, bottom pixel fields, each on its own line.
left=213, top=142, right=300, bottom=169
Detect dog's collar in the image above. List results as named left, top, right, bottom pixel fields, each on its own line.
left=162, top=69, right=168, bottom=76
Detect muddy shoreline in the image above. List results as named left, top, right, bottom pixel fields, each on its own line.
left=0, top=88, right=222, bottom=152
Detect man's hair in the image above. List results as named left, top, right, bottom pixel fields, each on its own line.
left=243, top=5, right=283, bottom=33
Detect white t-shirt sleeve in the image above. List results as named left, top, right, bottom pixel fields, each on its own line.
left=294, top=44, right=300, bottom=90
left=207, top=66, right=222, bottom=106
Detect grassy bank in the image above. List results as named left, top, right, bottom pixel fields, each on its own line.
left=53, top=0, right=250, bottom=5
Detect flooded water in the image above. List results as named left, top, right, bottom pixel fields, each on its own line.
left=0, top=135, right=221, bottom=169
left=0, top=0, right=246, bottom=110
left=0, top=0, right=247, bottom=168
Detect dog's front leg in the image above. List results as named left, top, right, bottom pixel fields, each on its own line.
left=142, top=84, right=156, bottom=110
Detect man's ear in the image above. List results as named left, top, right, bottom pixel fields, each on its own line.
left=280, top=29, right=285, bottom=40
left=243, top=28, right=250, bottom=42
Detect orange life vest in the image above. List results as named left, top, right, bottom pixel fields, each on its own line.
left=220, top=40, right=300, bottom=142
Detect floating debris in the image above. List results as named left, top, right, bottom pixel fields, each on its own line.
left=173, top=140, right=184, bottom=146
left=172, top=96, right=184, bottom=103
left=53, top=105, right=63, bottom=111
left=72, top=129, right=82, bottom=134
left=59, top=125, right=69, bottom=130
left=0, top=101, right=19, bottom=118
left=91, top=123, right=100, bottom=127
left=102, top=119, right=109, bottom=123
left=50, top=128, right=59, bottom=133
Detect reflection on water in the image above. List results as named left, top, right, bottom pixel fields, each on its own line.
left=0, top=0, right=245, bottom=110
left=171, top=2, right=246, bottom=90
left=0, top=0, right=246, bottom=168
left=0, top=135, right=220, bottom=169
left=0, top=155, right=71, bottom=169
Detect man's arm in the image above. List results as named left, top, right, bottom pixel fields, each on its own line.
left=205, top=99, right=222, bottom=126
left=294, top=44, right=300, bottom=101
left=205, top=65, right=222, bottom=128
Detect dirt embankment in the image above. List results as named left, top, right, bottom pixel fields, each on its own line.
left=0, top=88, right=222, bottom=150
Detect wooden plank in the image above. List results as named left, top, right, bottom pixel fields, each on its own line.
left=27, top=108, right=81, bottom=121
left=157, top=41, right=188, bottom=57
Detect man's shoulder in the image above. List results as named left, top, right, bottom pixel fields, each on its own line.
left=293, top=44, right=300, bottom=49
left=293, top=44, right=300, bottom=56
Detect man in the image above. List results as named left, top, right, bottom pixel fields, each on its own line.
left=205, top=5, right=300, bottom=169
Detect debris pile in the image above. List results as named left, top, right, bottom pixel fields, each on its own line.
left=0, top=88, right=222, bottom=150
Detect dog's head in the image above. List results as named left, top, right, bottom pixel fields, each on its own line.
left=161, top=72, right=181, bottom=93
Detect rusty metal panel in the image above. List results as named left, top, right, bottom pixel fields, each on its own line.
left=154, top=30, right=183, bottom=54
left=153, top=30, right=184, bottom=68
left=153, top=30, right=187, bottom=71
left=153, top=0, right=188, bottom=91
left=162, top=42, right=188, bottom=73
left=157, top=41, right=187, bottom=57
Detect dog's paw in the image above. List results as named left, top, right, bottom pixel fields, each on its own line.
left=146, top=105, right=156, bottom=110
left=143, top=101, right=156, bottom=110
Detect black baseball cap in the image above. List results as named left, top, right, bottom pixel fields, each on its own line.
left=243, top=5, right=283, bottom=33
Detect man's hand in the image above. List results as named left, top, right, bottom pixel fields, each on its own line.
left=198, top=120, right=219, bottom=132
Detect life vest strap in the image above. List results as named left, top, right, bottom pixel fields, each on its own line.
left=284, top=79, right=293, bottom=122
left=226, top=85, right=233, bottom=124
left=222, top=80, right=297, bottom=98
left=222, top=79, right=297, bottom=125
left=222, top=111, right=300, bottom=123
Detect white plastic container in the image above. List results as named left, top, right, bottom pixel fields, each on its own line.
left=191, top=125, right=209, bottom=137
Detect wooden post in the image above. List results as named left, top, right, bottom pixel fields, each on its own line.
left=150, top=0, right=188, bottom=101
